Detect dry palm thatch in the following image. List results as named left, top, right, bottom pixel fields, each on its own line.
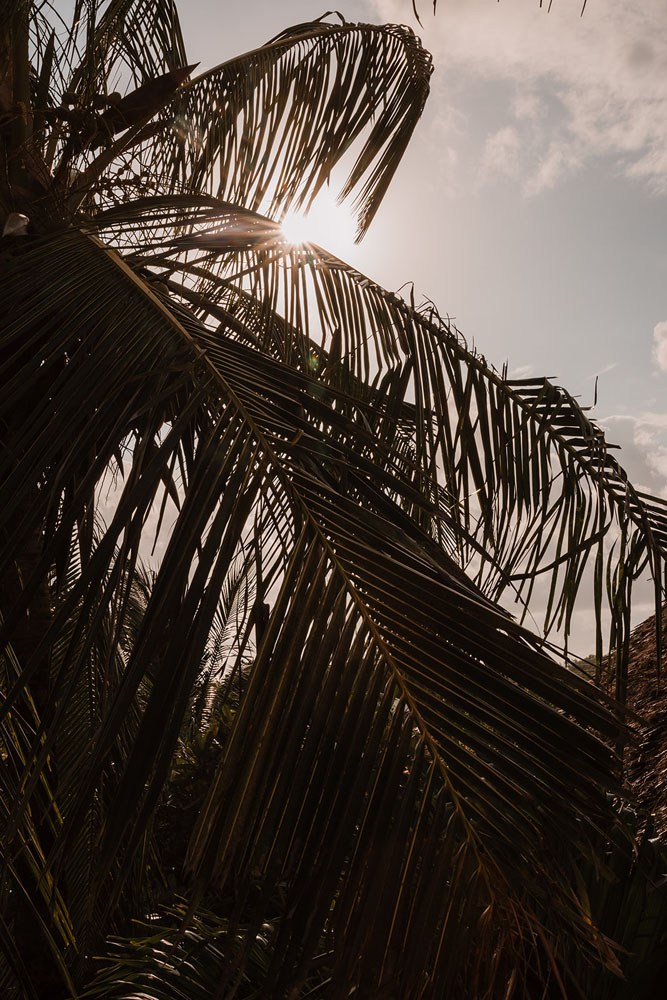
left=624, top=602, right=667, bottom=834
left=0, top=2, right=665, bottom=998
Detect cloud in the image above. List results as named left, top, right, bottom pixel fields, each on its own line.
left=509, top=363, right=534, bottom=378
left=371, top=0, right=667, bottom=192
left=653, top=321, right=667, bottom=373
left=525, top=140, right=582, bottom=195
left=511, top=92, right=542, bottom=122
left=600, top=412, right=667, bottom=497
left=481, top=125, right=521, bottom=178
left=589, top=362, right=617, bottom=380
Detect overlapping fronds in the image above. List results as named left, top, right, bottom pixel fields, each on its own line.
left=91, top=194, right=667, bottom=681
left=82, top=904, right=276, bottom=1000
left=145, top=17, right=433, bottom=235
left=1, top=3, right=665, bottom=998
left=31, top=0, right=187, bottom=102
left=0, top=229, right=627, bottom=997
left=27, top=9, right=431, bottom=237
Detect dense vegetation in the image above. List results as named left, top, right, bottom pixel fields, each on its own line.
left=1, top=1, right=667, bottom=997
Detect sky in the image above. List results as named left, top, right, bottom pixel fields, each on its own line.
left=172, top=1, right=667, bottom=647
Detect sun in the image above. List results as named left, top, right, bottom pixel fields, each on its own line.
left=281, top=187, right=357, bottom=257
left=281, top=211, right=312, bottom=246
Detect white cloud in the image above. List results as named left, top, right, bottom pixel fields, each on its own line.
left=600, top=412, right=667, bottom=497
left=653, top=321, right=667, bottom=373
left=371, top=0, right=667, bottom=192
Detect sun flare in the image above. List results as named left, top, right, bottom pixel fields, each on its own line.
left=281, top=211, right=312, bottom=246
left=280, top=188, right=357, bottom=257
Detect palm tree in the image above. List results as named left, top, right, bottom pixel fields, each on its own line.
left=2, top=2, right=667, bottom=997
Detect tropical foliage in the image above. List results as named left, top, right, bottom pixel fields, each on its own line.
left=1, top=1, right=667, bottom=997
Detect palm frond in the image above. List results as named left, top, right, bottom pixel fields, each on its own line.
left=0, top=229, right=628, bottom=997
left=81, top=903, right=276, bottom=1000
left=100, top=198, right=667, bottom=682
left=64, top=0, right=187, bottom=98
left=63, top=16, right=432, bottom=238
left=2, top=5, right=665, bottom=997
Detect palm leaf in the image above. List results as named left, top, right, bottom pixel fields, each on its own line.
left=65, top=0, right=188, bottom=97
left=40, top=15, right=431, bottom=239
left=98, top=196, right=667, bottom=684
left=2, top=4, right=665, bottom=996
left=81, top=903, right=276, bottom=1000
left=1, top=229, right=627, bottom=996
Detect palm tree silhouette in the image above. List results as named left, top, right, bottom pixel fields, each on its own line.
left=1, top=2, right=667, bottom=996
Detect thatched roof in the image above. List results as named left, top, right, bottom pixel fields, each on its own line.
left=625, top=603, right=667, bottom=835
